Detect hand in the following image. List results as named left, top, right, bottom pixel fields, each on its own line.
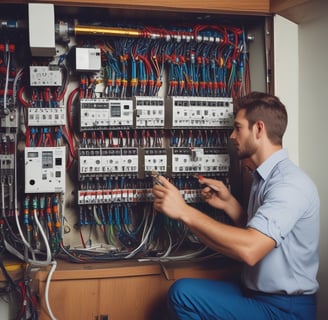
left=199, top=177, right=232, bottom=211
left=152, top=176, right=189, bottom=221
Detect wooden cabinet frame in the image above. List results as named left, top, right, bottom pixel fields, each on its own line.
left=34, top=259, right=240, bottom=320
left=16, top=0, right=271, bottom=15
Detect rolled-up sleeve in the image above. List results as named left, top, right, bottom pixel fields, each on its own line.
left=247, top=174, right=311, bottom=247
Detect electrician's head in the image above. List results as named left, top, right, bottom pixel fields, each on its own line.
left=233, top=91, right=288, bottom=146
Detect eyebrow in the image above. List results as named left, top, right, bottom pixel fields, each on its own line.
left=234, top=120, right=243, bottom=126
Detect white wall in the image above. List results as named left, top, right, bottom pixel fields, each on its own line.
left=274, top=15, right=299, bottom=164
left=274, top=3, right=328, bottom=318
left=298, top=1, right=328, bottom=318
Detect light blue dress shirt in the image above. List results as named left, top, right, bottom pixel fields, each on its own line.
left=242, top=149, right=320, bottom=295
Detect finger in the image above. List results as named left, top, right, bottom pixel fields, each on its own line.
left=199, top=176, right=218, bottom=186
left=201, top=185, right=213, bottom=193
left=198, top=177, right=220, bottom=192
left=202, top=192, right=211, bottom=200
left=201, top=187, right=213, bottom=197
left=152, top=186, right=166, bottom=198
left=156, top=175, right=173, bottom=188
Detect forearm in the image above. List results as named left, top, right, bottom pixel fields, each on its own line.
left=180, top=206, right=247, bottom=261
left=199, top=178, right=246, bottom=227
left=152, top=176, right=274, bottom=266
left=223, top=196, right=247, bottom=227
left=178, top=205, right=273, bottom=266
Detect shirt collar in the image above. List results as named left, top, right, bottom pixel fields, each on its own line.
left=255, top=149, right=288, bottom=181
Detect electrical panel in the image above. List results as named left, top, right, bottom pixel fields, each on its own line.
left=0, top=2, right=268, bottom=276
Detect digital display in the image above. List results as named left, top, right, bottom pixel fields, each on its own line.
left=111, top=103, right=121, bottom=117
left=42, top=151, right=53, bottom=169
left=28, top=151, right=39, bottom=158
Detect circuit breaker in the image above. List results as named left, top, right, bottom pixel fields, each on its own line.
left=166, top=96, right=234, bottom=128
left=80, top=98, right=134, bottom=129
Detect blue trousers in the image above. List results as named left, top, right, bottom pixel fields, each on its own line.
left=167, top=278, right=317, bottom=320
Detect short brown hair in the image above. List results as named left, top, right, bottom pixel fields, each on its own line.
left=234, top=92, right=288, bottom=145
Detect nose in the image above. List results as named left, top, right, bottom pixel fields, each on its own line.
left=230, top=129, right=236, bottom=140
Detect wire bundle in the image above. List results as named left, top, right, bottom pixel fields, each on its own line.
left=79, top=24, right=249, bottom=99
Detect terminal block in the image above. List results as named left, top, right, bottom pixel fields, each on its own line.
left=27, top=107, right=66, bottom=126
left=77, top=187, right=153, bottom=204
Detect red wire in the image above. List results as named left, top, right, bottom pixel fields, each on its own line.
left=17, top=281, right=27, bottom=318
left=80, top=229, right=86, bottom=248
left=18, top=86, right=29, bottom=107
left=61, top=125, right=76, bottom=170
left=67, top=87, right=79, bottom=133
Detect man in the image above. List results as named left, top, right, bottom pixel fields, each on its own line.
left=152, top=92, right=320, bottom=320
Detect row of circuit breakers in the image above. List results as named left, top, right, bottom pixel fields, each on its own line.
left=24, top=95, right=233, bottom=198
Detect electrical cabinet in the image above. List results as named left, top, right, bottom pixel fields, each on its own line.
left=0, top=0, right=283, bottom=319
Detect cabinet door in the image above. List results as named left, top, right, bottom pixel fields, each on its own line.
left=38, top=279, right=99, bottom=320
left=97, top=275, right=166, bottom=320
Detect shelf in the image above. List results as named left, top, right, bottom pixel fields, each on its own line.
left=35, top=257, right=240, bottom=282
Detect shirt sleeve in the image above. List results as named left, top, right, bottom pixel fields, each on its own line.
left=247, top=174, right=311, bottom=247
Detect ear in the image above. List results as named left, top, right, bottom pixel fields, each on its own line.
left=255, top=120, right=265, bottom=138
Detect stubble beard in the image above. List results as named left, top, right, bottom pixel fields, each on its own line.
left=235, top=139, right=257, bottom=161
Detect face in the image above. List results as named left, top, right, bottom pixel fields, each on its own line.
left=230, top=109, right=257, bottom=160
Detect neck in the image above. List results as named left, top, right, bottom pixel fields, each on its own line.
left=250, top=145, right=282, bottom=169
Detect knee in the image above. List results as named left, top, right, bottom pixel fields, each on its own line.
left=168, top=278, right=193, bottom=305
left=167, top=278, right=193, bottom=319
